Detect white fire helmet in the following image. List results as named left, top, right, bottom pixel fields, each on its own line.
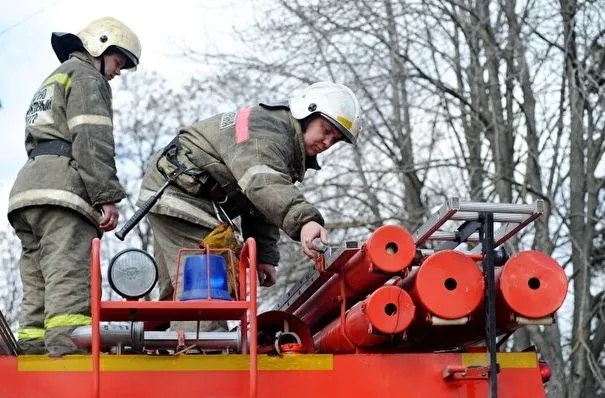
left=51, top=17, right=141, bottom=70
left=289, top=81, right=362, bottom=144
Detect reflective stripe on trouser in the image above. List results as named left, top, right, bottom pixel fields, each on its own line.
left=147, top=213, right=226, bottom=332
left=45, top=315, right=91, bottom=356
left=11, top=206, right=98, bottom=352
left=46, top=314, right=92, bottom=329
left=18, top=327, right=45, bottom=341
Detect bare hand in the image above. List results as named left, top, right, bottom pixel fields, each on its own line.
left=98, top=203, right=119, bottom=232
left=300, top=221, right=328, bottom=259
left=257, top=263, right=277, bottom=287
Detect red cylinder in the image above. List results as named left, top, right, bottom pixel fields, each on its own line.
left=398, top=250, right=484, bottom=320
left=498, top=250, right=568, bottom=319
left=293, top=225, right=416, bottom=332
left=314, top=285, right=415, bottom=353
left=394, top=250, right=568, bottom=353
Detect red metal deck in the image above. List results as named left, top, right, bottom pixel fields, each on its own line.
left=0, top=351, right=546, bottom=397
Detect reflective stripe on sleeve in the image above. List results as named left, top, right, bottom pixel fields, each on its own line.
left=237, top=165, right=288, bottom=193
left=42, top=73, right=73, bottom=90
left=9, top=189, right=98, bottom=221
left=235, top=107, right=251, bottom=144
left=67, top=114, right=112, bottom=130
left=139, top=189, right=220, bottom=228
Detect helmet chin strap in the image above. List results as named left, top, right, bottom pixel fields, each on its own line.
left=99, top=56, right=106, bottom=78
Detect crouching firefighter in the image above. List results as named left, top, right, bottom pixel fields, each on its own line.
left=8, top=17, right=141, bottom=356
left=132, top=81, right=362, bottom=328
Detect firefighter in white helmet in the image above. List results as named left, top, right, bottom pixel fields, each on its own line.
left=136, top=81, right=361, bottom=332
left=8, top=17, right=141, bottom=356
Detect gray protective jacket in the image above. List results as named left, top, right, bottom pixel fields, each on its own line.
left=8, top=51, right=125, bottom=228
left=138, top=104, right=324, bottom=265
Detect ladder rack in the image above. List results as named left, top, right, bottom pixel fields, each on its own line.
left=413, top=197, right=544, bottom=249
left=412, top=198, right=544, bottom=398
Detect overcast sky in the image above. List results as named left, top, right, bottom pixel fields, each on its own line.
left=0, top=0, right=252, bottom=230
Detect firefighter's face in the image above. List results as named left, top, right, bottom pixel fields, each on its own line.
left=303, top=117, right=343, bottom=156
left=102, top=53, right=127, bottom=81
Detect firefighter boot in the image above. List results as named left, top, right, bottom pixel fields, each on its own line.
left=18, top=339, right=46, bottom=355
left=45, top=326, right=88, bottom=357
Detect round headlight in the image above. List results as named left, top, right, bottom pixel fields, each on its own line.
left=108, top=249, right=158, bottom=299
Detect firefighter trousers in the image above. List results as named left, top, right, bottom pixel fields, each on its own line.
left=147, top=212, right=227, bottom=333
left=11, top=206, right=98, bottom=355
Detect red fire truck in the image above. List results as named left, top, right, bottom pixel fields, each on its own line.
left=0, top=198, right=565, bottom=397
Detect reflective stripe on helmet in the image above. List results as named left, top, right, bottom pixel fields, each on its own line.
left=336, top=115, right=353, bottom=130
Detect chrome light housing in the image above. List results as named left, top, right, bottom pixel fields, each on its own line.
left=108, top=249, right=157, bottom=299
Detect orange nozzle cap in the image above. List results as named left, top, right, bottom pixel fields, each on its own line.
left=366, top=225, right=416, bottom=273
left=415, top=250, right=484, bottom=319
left=365, top=285, right=415, bottom=334
left=499, top=251, right=568, bottom=318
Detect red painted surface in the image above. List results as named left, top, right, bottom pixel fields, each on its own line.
left=397, top=250, right=484, bottom=319
left=0, top=353, right=546, bottom=398
left=90, top=238, right=259, bottom=398
left=498, top=251, right=568, bottom=318
left=0, top=235, right=553, bottom=398
left=294, top=225, right=416, bottom=331
left=314, top=285, right=415, bottom=353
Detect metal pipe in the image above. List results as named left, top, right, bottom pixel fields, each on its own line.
left=457, top=201, right=543, bottom=214
left=71, top=323, right=241, bottom=352
left=143, top=331, right=241, bottom=351
left=257, top=310, right=314, bottom=354
left=450, top=212, right=527, bottom=223
left=72, top=322, right=144, bottom=352
left=495, top=250, right=568, bottom=319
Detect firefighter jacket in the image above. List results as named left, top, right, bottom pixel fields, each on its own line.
left=138, top=104, right=325, bottom=266
left=8, top=51, right=125, bottom=228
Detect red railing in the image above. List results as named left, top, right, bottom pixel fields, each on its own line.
left=90, top=237, right=259, bottom=398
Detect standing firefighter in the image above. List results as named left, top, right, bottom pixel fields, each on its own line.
left=136, top=81, right=362, bottom=312
left=8, top=17, right=141, bottom=356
